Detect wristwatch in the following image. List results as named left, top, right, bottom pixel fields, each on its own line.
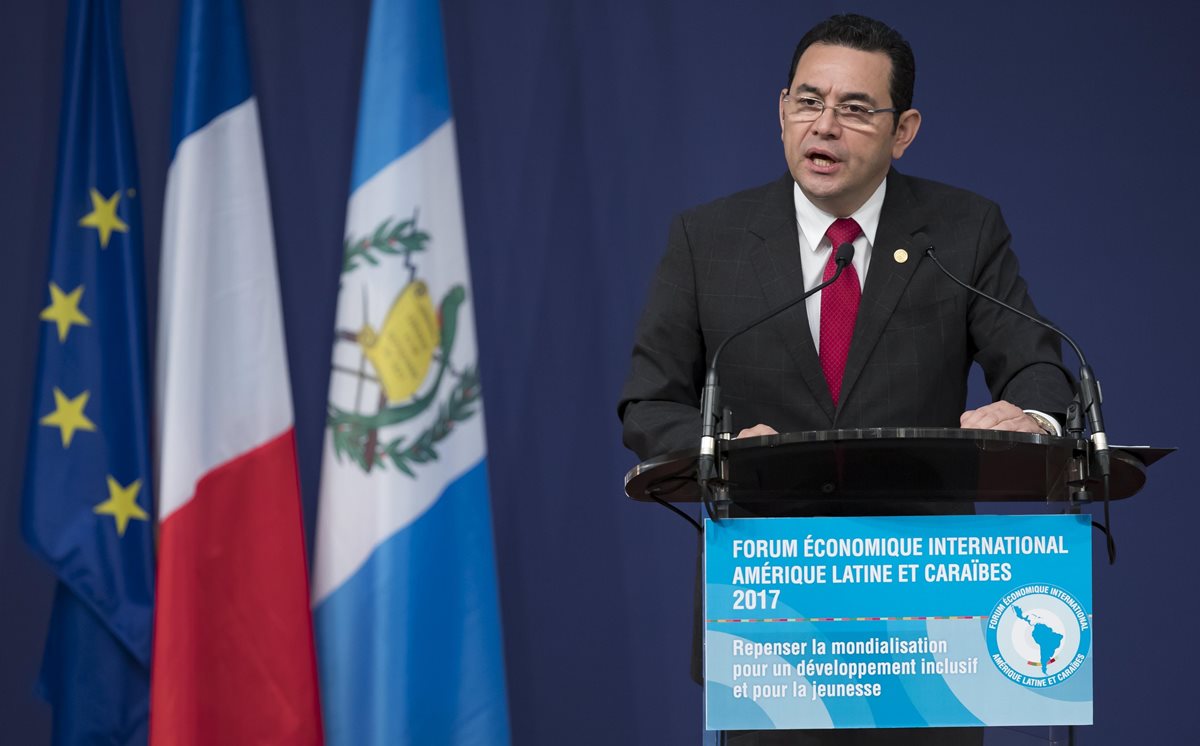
left=1023, top=410, right=1061, bottom=436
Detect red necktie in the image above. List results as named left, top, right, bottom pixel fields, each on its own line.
left=819, top=218, right=862, bottom=406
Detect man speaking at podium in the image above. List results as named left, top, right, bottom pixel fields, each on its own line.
left=617, top=12, right=1074, bottom=746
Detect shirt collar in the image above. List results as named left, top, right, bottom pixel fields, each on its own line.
left=792, top=176, right=887, bottom=252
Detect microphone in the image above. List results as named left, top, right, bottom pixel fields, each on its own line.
left=913, top=233, right=1107, bottom=471
left=914, top=232, right=1115, bottom=561
left=697, top=242, right=856, bottom=513
left=833, top=242, right=855, bottom=270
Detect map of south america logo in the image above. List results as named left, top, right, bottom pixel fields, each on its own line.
left=986, top=584, right=1091, bottom=688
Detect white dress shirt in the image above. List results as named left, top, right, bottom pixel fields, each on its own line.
left=790, top=178, right=1061, bottom=435
left=793, top=177, right=886, bottom=352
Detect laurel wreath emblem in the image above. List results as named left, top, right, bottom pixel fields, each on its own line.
left=328, top=214, right=481, bottom=475
left=342, top=217, right=428, bottom=275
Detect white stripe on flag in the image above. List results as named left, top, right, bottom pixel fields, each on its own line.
left=156, top=98, right=293, bottom=521
left=312, top=121, right=486, bottom=603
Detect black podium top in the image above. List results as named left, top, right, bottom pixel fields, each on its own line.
left=624, top=428, right=1168, bottom=505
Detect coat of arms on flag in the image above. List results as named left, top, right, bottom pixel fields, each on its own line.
left=328, top=213, right=481, bottom=477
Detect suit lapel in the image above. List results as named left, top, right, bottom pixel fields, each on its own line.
left=745, top=175, right=836, bottom=424
left=836, top=170, right=929, bottom=417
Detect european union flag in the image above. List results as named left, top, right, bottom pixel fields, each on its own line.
left=21, top=0, right=156, bottom=743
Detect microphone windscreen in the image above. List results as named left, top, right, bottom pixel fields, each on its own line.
left=834, top=242, right=855, bottom=266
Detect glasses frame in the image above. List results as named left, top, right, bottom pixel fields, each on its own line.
left=780, top=91, right=898, bottom=127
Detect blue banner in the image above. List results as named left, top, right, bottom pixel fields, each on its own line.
left=20, top=0, right=155, bottom=743
left=705, top=514, right=1092, bottom=731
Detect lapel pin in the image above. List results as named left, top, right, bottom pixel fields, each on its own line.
left=893, top=248, right=909, bottom=264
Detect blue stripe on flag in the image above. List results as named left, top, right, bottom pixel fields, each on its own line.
left=314, top=460, right=510, bottom=745
left=349, top=0, right=451, bottom=191
left=169, top=0, right=252, bottom=154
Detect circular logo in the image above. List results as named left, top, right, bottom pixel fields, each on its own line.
left=985, top=584, right=1091, bottom=688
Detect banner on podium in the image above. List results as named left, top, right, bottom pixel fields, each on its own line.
left=704, top=514, right=1093, bottom=731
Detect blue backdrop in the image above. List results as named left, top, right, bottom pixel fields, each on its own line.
left=2, top=1, right=1195, bottom=744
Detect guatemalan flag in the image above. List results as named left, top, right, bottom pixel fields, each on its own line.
left=151, top=0, right=322, bottom=743
left=312, top=0, right=510, bottom=743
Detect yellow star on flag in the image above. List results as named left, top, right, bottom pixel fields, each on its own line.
left=78, top=188, right=129, bottom=248
left=94, top=476, right=149, bottom=537
left=39, top=282, right=91, bottom=342
left=40, top=387, right=98, bottom=447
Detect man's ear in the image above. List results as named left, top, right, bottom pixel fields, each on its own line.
left=891, top=108, right=921, bottom=159
left=778, top=91, right=787, bottom=139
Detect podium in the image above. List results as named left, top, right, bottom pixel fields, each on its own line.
left=624, top=428, right=1171, bottom=742
left=625, top=427, right=1167, bottom=507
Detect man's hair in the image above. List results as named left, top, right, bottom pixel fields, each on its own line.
left=787, top=14, right=916, bottom=115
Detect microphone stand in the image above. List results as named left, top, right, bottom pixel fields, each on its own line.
left=920, top=239, right=1115, bottom=564
left=697, top=243, right=857, bottom=522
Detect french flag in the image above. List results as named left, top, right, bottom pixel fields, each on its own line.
left=151, top=0, right=322, bottom=743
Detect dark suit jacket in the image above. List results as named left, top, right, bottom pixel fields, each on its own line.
left=619, top=169, right=1074, bottom=461
left=618, top=171, right=1076, bottom=703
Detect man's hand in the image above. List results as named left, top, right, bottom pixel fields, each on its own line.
left=736, top=424, right=779, bottom=439
left=959, top=401, right=1045, bottom=433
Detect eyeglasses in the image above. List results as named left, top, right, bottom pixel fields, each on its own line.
left=781, top=92, right=897, bottom=129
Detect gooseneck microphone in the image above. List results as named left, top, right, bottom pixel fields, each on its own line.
left=697, top=243, right=856, bottom=515
left=914, top=233, right=1108, bottom=473
left=914, top=232, right=1116, bottom=562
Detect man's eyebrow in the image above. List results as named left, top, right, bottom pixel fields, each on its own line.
left=837, top=91, right=880, bottom=106
left=790, top=84, right=881, bottom=107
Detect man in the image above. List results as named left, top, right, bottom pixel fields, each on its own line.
left=617, top=13, right=1074, bottom=746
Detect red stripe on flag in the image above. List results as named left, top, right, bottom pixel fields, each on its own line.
left=150, top=429, right=323, bottom=745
